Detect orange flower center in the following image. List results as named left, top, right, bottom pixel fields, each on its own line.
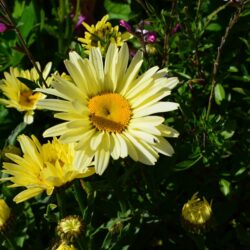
left=88, top=93, right=132, bottom=133
left=19, top=90, right=40, bottom=108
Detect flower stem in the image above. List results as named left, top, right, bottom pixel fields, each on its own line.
left=5, top=122, right=26, bottom=146
left=0, top=0, right=48, bottom=88
left=73, top=181, right=86, bottom=217
left=206, top=4, right=243, bottom=120
left=56, top=192, right=66, bottom=218
left=1, top=231, right=16, bottom=250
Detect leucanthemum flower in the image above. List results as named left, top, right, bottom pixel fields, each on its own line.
left=1, top=135, right=95, bottom=203
left=78, top=14, right=132, bottom=54
left=38, top=43, right=179, bottom=175
left=0, top=62, right=52, bottom=124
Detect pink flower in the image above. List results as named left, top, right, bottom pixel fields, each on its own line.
left=0, top=23, right=7, bottom=33
left=75, top=15, right=85, bottom=30
left=119, top=20, right=132, bottom=32
left=172, top=23, right=182, bottom=34
left=145, top=31, right=157, bottom=43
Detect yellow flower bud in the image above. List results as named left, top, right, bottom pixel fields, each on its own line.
left=181, top=193, right=212, bottom=233
left=53, top=241, right=77, bottom=250
left=57, top=215, right=84, bottom=242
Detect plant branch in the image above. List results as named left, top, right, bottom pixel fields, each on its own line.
left=206, top=4, right=243, bottom=120
left=0, top=0, right=48, bottom=88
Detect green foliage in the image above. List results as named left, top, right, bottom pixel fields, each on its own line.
left=0, top=0, right=250, bottom=249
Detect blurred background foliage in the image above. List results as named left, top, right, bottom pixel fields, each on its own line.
left=0, top=0, right=250, bottom=249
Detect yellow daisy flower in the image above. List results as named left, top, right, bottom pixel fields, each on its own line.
left=0, top=199, right=11, bottom=231
left=0, top=62, right=52, bottom=124
left=38, top=43, right=179, bottom=175
left=1, top=135, right=95, bottom=203
left=78, top=14, right=132, bottom=54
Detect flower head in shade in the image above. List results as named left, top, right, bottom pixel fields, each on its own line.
left=181, top=193, right=212, bottom=233
left=0, top=199, right=11, bottom=231
left=57, top=215, right=84, bottom=242
left=0, top=62, right=52, bottom=124
left=53, top=241, right=77, bottom=250
left=78, top=15, right=132, bottom=54
left=38, top=43, right=179, bottom=175
left=1, top=135, right=95, bottom=203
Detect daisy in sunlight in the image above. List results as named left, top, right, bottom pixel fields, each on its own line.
left=78, top=14, right=132, bottom=55
left=0, top=62, right=52, bottom=124
left=1, top=135, right=95, bottom=203
left=38, top=43, right=179, bottom=175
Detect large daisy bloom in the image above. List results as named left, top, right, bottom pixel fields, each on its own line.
left=1, top=135, right=95, bottom=203
left=0, top=62, right=52, bottom=124
left=78, top=14, right=132, bottom=55
left=38, top=43, right=179, bottom=175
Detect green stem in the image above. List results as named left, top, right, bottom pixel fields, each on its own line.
left=56, top=192, right=66, bottom=218
left=204, top=2, right=231, bottom=31
left=73, top=181, right=88, bottom=250
left=5, top=122, right=26, bottom=146
left=73, top=181, right=86, bottom=217
left=0, top=0, right=48, bottom=88
left=1, top=231, right=16, bottom=250
left=189, top=233, right=206, bottom=250
left=206, top=5, right=243, bottom=120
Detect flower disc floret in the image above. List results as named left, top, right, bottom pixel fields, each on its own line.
left=88, top=92, right=132, bottom=133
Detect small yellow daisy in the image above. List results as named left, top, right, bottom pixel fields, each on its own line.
left=38, top=43, right=179, bottom=175
left=0, top=199, right=11, bottom=231
left=78, top=14, right=132, bottom=54
left=0, top=62, right=52, bottom=124
left=1, top=135, right=95, bottom=203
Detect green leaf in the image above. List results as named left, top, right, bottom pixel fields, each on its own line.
left=220, top=130, right=234, bottom=139
left=19, top=2, right=37, bottom=40
left=232, top=87, right=250, bottom=95
left=174, top=155, right=202, bottom=171
left=228, top=66, right=239, bottom=73
left=214, top=83, right=225, bottom=105
left=17, top=77, right=38, bottom=90
left=206, top=23, right=222, bottom=32
left=219, top=179, right=231, bottom=196
left=104, top=0, right=131, bottom=20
